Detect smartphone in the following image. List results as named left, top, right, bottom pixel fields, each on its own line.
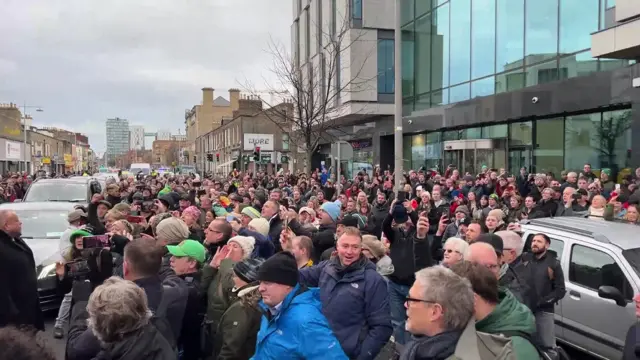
left=82, top=235, right=110, bottom=249
left=127, top=215, right=144, bottom=223
left=64, top=260, right=89, bottom=276
left=615, top=183, right=621, bottom=191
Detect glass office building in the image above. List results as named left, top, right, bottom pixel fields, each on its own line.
left=395, top=0, right=640, bottom=177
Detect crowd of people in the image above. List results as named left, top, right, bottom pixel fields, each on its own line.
left=1, top=163, right=640, bottom=360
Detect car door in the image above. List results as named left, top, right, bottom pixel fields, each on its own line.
left=560, top=241, right=635, bottom=360
left=522, top=230, right=566, bottom=341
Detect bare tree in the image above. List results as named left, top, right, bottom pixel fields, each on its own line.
left=594, top=110, right=632, bottom=173
left=242, top=11, right=376, bottom=171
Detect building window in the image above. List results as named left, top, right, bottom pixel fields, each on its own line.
left=351, top=0, right=362, bottom=20
left=331, top=0, right=337, bottom=36
left=283, top=134, right=290, bottom=150
left=525, top=0, right=558, bottom=65
left=377, top=39, right=395, bottom=94
left=305, top=8, right=311, bottom=60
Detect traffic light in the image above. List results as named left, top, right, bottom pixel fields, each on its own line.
left=253, top=146, right=260, bottom=161
left=216, top=153, right=220, bottom=162
left=206, top=153, right=213, bottom=162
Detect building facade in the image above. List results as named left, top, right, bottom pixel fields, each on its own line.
left=129, top=125, right=145, bottom=150
left=156, top=130, right=172, bottom=141
left=106, top=117, right=130, bottom=165
left=196, top=97, right=294, bottom=175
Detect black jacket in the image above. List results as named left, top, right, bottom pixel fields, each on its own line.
left=93, top=324, right=175, bottom=360
left=623, top=322, right=640, bottom=360
left=0, top=230, right=44, bottom=331
left=66, top=276, right=187, bottom=360
left=382, top=213, right=433, bottom=286
left=267, top=215, right=284, bottom=253
left=178, top=272, right=206, bottom=360
left=369, top=201, right=389, bottom=239
left=499, top=264, right=535, bottom=311
left=518, top=251, right=566, bottom=313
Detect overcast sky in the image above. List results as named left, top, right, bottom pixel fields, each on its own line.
left=0, top=0, right=291, bottom=155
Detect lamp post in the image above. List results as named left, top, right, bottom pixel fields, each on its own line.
left=21, top=102, right=44, bottom=173
left=394, top=0, right=403, bottom=192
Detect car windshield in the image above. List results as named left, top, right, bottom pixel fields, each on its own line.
left=15, top=210, right=69, bottom=238
left=622, top=248, right=640, bottom=278
left=25, top=183, right=87, bottom=202
left=130, top=168, right=150, bottom=175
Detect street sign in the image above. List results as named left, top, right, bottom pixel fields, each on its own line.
left=244, top=133, right=274, bottom=151
left=280, top=155, right=289, bottom=163
left=260, top=153, right=272, bottom=163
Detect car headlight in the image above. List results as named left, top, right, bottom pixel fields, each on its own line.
left=38, top=263, right=57, bottom=280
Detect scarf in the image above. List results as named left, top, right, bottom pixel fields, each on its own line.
left=400, top=330, right=461, bottom=360
left=331, top=254, right=367, bottom=274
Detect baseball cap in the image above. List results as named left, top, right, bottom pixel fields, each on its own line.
left=167, top=240, right=206, bottom=263
left=67, top=209, right=87, bottom=222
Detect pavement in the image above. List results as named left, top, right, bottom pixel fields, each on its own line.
left=41, top=311, right=66, bottom=360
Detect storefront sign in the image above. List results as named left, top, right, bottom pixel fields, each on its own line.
left=5, top=140, right=21, bottom=160
left=42, top=157, right=51, bottom=164
left=244, top=133, right=274, bottom=151
left=349, top=139, right=372, bottom=150
left=260, top=152, right=272, bottom=163
left=64, top=153, right=73, bottom=166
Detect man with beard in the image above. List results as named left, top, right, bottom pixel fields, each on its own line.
left=369, top=192, right=389, bottom=238
left=518, top=233, right=566, bottom=352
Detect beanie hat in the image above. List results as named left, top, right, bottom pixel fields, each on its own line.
left=256, top=251, right=299, bottom=287
left=320, top=201, right=340, bottom=222
left=182, top=206, right=201, bottom=220
left=476, top=233, right=504, bottom=254
left=248, top=218, right=270, bottom=237
left=228, top=235, right=256, bottom=260
left=391, top=203, right=408, bottom=224
left=156, top=217, right=190, bottom=245
left=233, top=258, right=265, bottom=284
left=241, top=206, right=261, bottom=220
left=455, top=205, right=470, bottom=217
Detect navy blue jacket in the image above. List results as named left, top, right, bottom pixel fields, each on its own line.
left=237, top=228, right=275, bottom=259
left=299, top=257, right=392, bottom=360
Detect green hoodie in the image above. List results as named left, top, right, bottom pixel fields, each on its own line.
left=158, top=185, right=172, bottom=196
left=476, top=289, right=540, bottom=360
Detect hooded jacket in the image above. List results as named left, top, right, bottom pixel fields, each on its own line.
left=214, top=284, right=262, bottom=360
left=251, top=284, right=348, bottom=360
left=518, top=250, right=566, bottom=313
left=299, top=256, right=392, bottom=360
left=475, top=290, right=540, bottom=360
left=92, top=324, right=175, bottom=360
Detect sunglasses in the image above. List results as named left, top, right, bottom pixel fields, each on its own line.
left=444, top=248, right=460, bottom=254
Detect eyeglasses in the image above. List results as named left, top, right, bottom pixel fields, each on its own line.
left=405, top=296, right=437, bottom=305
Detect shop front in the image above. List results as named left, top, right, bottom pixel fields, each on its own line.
left=0, top=138, right=28, bottom=174
left=64, top=154, right=74, bottom=172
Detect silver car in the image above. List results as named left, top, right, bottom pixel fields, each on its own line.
left=520, top=217, right=639, bottom=360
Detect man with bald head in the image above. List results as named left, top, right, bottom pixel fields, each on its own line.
left=464, top=242, right=501, bottom=278
left=0, top=210, right=44, bottom=331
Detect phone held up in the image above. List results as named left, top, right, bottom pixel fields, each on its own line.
left=82, top=235, right=111, bottom=249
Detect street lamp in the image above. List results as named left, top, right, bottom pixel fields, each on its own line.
left=21, top=103, right=44, bottom=173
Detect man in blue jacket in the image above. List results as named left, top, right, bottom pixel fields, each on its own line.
left=299, top=227, right=393, bottom=360
left=252, top=252, right=347, bottom=360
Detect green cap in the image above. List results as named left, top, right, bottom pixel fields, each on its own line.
left=167, top=240, right=206, bottom=263
left=69, top=229, right=92, bottom=244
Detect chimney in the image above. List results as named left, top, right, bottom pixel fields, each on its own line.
left=229, top=88, right=240, bottom=110
left=202, top=87, right=214, bottom=106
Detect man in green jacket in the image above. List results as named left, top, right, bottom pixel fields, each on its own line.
left=450, top=248, right=541, bottom=360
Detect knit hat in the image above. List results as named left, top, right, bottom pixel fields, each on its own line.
left=362, top=238, right=386, bottom=259
left=320, top=201, right=340, bottom=222
left=233, top=258, right=265, bottom=284
left=241, top=206, right=261, bottom=220
left=455, top=205, right=470, bottom=217
left=476, top=233, right=504, bottom=254
left=248, top=218, right=270, bottom=237
left=228, top=235, right=256, bottom=259
left=298, top=206, right=316, bottom=219
left=156, top=217, right=190, bottom=245
left=391, top=203, right=408, bottom=224
left=182, top=206, right=201, bottom=220
left=487, top=209, right=505, bottom=221
left=256, top=251, right=299, bottom=287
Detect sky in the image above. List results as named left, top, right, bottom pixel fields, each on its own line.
left=0, top=0, right=291, bottom=155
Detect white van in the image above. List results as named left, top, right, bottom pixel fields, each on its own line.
left=129, top=163, right=151, bottom=176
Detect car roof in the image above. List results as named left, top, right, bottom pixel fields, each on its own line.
left=0, top=201, right=78, bottom=211
left=521, top=217, right=640, bottom=250
left=32, top=177, right=92, bottom=184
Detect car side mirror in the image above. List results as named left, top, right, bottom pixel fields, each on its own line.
left=598, top=285, right=627, bottom=307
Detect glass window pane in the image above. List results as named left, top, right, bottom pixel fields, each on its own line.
left=416, top=0, right=433, bottom=17
left=483, top=124, right=508, bottom=139
left=601, top=110, right=633, bottom=173
left=415, top=14, right=432, bottom=93
left=431, top=88, right=449, bottom=106
left=570, top=244, right=633, bottom=301
left=460, top=127, right=481, bottom=140
left=534, top=118, right=564, bottom=176
left=496, top=70, right=525, bottom=93
left=559, top=51, right=598, bottom=80
left=377, top=39, right=395, bottom=94
left=525, top=0, right=558, bottom=65
left=352, top=0, right=362, bottom=19
left=526, top=60, right=560, bottom=87
left=403, top=136, right=413, bottom=168
left=560, top=0, right=599, bottom=54
left=411, top=135, right=427, bottom=169
left=432, top=4, right=450, bottom=89
left=449, top=83, right=470, bottom=103
left=443, top=130, right=460, bottom=141
left=471, top=76, right=496, bottom=98
left=401, top=0, right=415, bottom=25
left=471, top=0, right=496, bottom=79
left=497, top=0, right=524, bottom=74
left=599, top=58, right=633, bottom=72
left=564, top=112, right=602, bottom=171
left=606, top=0, right=615, bottom=8
left=450, top=0, right=471, bottom=84
left=402, top=23, right=416, bottom=97
left=403, top=98, right=415, bottom=116
left=415, top=93, right=431, bottom=111
left=426, top=132, right=442, bottom=169
left=510, top=121, right=533, bottom=146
